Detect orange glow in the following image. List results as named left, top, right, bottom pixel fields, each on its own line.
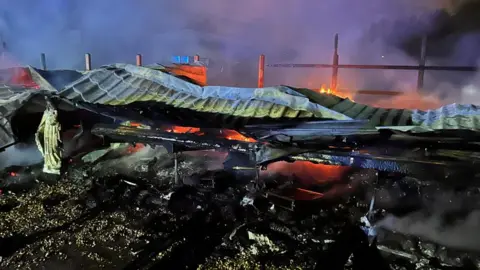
left=9, top=172, right=17, bottom=177
left=368, top=91, right=443, bottom=110
left=0, top=52, right=40, bottom=89
left=163, top=125, right=257, bottom=143
left=317, top=85, right=355, bottom=101
left=166, top=126, right=201, bottom=134
left=219, top=129, right=257, bottom=142
left=264, top=161, right=350, bottom=186
left=129, top=122, right=143, bottom=128
left=126, top=143, right=145, bottom=154
left=10, top=68, right=40, bottom=89
left=293, top=188, right=324, bottom=200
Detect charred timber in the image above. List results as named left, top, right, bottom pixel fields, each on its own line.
left=91, top=124, right=254, bottom=154
left=280, top=151, right=480, bottom=184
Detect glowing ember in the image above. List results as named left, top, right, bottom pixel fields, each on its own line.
left=166, top=126, right=201, bottom=134
left=9, top=172, right=17, bottom=177
left=264, top=161, right=350, bottom=186
left=164, top=125, right=256, bottom=142
left=219, top=129, right=257, bottom=142
left=293, top=188, right=324, bottom=200
left=126, top=143, right=145, bottom=153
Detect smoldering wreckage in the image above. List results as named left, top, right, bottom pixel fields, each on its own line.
left=0, top=64, right=480, bottom=270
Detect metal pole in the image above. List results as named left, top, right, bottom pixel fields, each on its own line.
left=417, top=36, right=427, bottom=92
left=331, top=34, right=339, bottom=91
left=85, top=53, right=92, bottom=71
left=258, top=54, right=265, bottom=88
left=174, top=153, right=179, bottom=185
left=193, top=54, right=200, bottom=62
left=40, top=53, right=47, bottom=70
left=136, top=54, right=142, bottom=66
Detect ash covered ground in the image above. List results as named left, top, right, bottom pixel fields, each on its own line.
left=0, top=145, right=480, bottom=269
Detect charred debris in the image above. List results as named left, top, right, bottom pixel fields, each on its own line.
left=0, top=64, right=480, bottom=269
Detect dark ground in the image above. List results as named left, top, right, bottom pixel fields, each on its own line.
left=0, top=146, right=479, bottom=270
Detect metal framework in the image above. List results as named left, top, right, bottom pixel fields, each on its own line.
left=39, top=53, right=203, bottom=70
left=257, top=34, right=478, bottom=95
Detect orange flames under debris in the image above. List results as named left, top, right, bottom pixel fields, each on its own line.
left=265, top=161, right=350, bottom=186
left=125, top=123, right=257, bottom=153
left=164, top=125, right=257, bottom=143
left=10, top=68, right=40, bottom=89
left=126, top=143, right=146, bottom=154
left=318, top=86, right=354, bottom=101
left=0, top=52, right=40, bottom=89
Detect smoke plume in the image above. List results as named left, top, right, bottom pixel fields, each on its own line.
left=0, top=0, right=476, bottom=96
left=0, top=143, right=43, bottom=169
left=376, top=190, right=480, bottom=252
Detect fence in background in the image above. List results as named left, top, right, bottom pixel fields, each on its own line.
left=257, top=34, right=478, bottom=96
left=37, top=53, right=208, bottom=86
left=38, top=53, right=204, bottom=70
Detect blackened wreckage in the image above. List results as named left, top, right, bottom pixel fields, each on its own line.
left=1, top=63, right=480, bottom=269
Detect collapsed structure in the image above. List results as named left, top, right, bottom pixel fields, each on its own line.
left=2, top=63, right=480, bottom=268
left=1, top=63, right=480, bottom=179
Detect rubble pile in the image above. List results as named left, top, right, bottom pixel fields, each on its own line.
left=0, top=146, right=478, bottom=269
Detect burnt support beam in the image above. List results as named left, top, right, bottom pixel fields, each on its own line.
left=417, top=36, right=427, bottom=92
left=136, top=54, right=143, bottom=66
left=174, top=152, right=179, bottom=185
left=85, top=53, right=92, bottom=71
left=331, top=33, right=339, bottom=91
left=40, top=53, right=47, bottom=70
left=258, top=54, right=265, bottom=88
left=91, top=124, right=253, bottom=153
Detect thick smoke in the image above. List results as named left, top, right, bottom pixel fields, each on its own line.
left=0, top=143, right=43, bottom=169
left=376, top=190, right=480, bottom=252
left=0, top=0, right=472, bottom=94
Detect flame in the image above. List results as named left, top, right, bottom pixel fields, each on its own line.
left=219, top=129, right=257, bottom=142
left=126, top=123, right=257, bottom=143
left=318, top=85, right=355, bottom=101
left=10, top=68, right=40, bottom=89
left=166, top=126, right=201, bottom=134
left=164, top=125, right=257, bottom=142
left=9, top=172, right=17, bottom=177
left=0, top=51, right=39, bottom=89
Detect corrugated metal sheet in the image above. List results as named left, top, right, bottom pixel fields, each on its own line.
left=292, top=88, right=413, bottom=127
left=55, top=64, right=480, bottom=131
left=412, top=103, right=480, bottom=131
left=58, top=64, right=350, bottom=121
left=2, top=63, right=480, bottom=151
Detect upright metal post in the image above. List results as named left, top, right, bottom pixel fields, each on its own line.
left=136, top=54, right=142, bottom=66
left=85, top=53, right=92, bottom=71
left=40, top=53, right=47, bottom=70
left=331, top=34, right=339, bottom=91
left=258, top=54, right=265, bottom=88
left=193, top=54, right=200, bottom=62
left=416, top=36, right=427, bottom=92
left=174, top=153, right=180, bottom=185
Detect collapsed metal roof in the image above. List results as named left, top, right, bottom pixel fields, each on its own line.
left=1, top=63, right=480, bottom=150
